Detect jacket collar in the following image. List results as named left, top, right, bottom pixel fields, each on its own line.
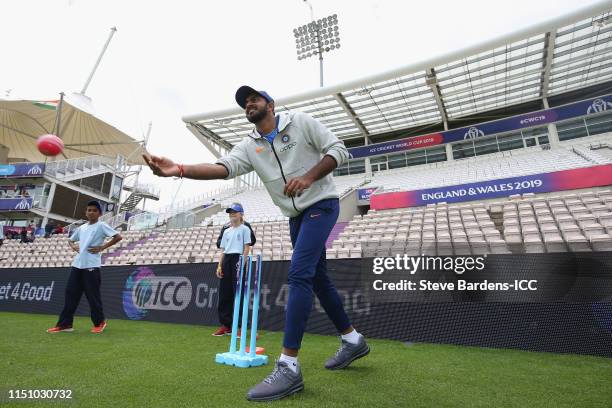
left=248, top=112, right=291, bottom=139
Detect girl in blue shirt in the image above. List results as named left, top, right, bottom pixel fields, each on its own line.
left=213, top=203, right=253, bottom=336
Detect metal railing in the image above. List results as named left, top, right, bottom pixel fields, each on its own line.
left=127, top=212, right=159, bottom=231
left=126, top=186, right=239, bottom=231
left=100, top=211, right=128, bottom=229
left=123, top=182, right=160, bottom=198
left=156, top=186, right=239, bottom=221
left=63, top=212, right=125, bottom=235
left=340, top=177, right=372, bottom=200
left=589, top=142, right=612, bottom=150
left=44, top=155, right=118, bottom=179
left=165, top=211, right=196, bottom=229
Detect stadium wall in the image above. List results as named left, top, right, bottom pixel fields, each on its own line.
left=1, top=254, right=611, bottom=358
left=338, top=189, right=360, bottom=222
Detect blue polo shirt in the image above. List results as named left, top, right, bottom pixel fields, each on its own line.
left=220, top=224, right=251, bottom=254
left=70, top=221, right=118, bottom=269
left=262, top=116, right=280, bottom=144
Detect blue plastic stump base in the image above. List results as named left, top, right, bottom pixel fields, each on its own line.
left=216, top=352, right=269, bottom=368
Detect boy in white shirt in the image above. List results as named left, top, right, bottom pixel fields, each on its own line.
left=47, top=201, right=122, bottom=334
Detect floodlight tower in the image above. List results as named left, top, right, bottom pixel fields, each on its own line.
left=293, top=1, right=340, bottom=87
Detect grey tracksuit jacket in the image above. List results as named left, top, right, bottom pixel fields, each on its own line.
left=215, top=111, right=349, bottom=218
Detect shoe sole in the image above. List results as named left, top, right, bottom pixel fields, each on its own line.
left=326, top=345, right=370, bottom=370
left=47, top=328, right=74, bottom=333
left=91, top=324, right=107, bottom=334
left=246, top=382, right=304, bottom=402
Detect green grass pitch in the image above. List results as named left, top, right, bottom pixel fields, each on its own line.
left=1, top=312, right=611, bottom=407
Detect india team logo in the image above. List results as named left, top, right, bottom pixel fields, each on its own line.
left=587, top=98, right=612, bottom=114
left=463, top=126, right=485, bottom=139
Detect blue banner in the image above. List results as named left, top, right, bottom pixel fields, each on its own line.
left=371, top=164, right=612, bottom=210
left=0, top=198, right=33, bottom=211
left=357, top=187, right=378, bottom=201
left=348, top=94, right=612, bottom=158
left=0, top=163, right=45, bottom=178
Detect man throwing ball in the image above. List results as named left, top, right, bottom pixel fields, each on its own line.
left=144, top=86, right=369, bottom=402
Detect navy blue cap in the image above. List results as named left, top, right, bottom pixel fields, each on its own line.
left=86, top=200, right=103, bottom=213
left=235, top=85, right=274, bottom=109
left=225, top=202, right=244, bottom=213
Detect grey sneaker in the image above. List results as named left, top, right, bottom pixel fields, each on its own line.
left=325, top=335, right=370, bottom=370
left=246, top=360, right=304, bottom=402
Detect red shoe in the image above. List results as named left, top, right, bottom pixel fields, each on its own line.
left=90, top=321, right=107, bottom=334
left=46, top=325, right=73, bottom=333
left=237, top=329, right=260, bottom=340
left=212, top=326, right=231, bottom=336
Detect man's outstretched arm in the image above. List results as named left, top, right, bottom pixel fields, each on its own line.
left=143, top=154, right=229, bottom=180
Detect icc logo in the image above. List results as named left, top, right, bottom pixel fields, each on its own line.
left=27, top=165, right=43, bottom=175
left=463, top=127, right=485, bottom=140
left=14, top=199, right=31, bottom=210
left=587, top=99, right=612, bottom=114
left=123, top=267, right=193, bottom=320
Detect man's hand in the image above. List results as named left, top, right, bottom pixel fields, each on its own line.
left=70, top=243, right=80, bottom=253
left=216, top=265, right=223, bottom=279
left=143, top=153, right=180, bottom=177
left=284, top=175, right=313, bottom=197
left=88, top=246, right=105, bottom=254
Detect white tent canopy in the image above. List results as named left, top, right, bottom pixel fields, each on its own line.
left=0, top=92, right=146, bottom=165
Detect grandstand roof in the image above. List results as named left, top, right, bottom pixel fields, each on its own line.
left=183, top=1, right=612, bottom=152
left=0, top=92, right=146, bottom=165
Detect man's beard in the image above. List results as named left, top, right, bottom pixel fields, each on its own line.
left=246, top=106, right=268, bottom=124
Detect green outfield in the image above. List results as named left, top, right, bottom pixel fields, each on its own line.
left=1, top=312, right=611, bottom=407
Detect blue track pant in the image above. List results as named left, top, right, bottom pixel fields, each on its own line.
left=283, top=198, right=352, bottom=350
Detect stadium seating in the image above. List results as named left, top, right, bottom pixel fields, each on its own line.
left=2, top=134, right=610, bottom=266
left=101, top=188, right=612, bottom=265
left=204, top=188, right=287, bottom=225
left=104, top=221, right=293, bottom=265
left=0, top=230, right=151, bottom=268
left=1, top=188, right=609, bottom=266
left=328, top=188, right=612, bottom=257
left=202, top=173, right=368, bottom=225
left=361, top=146, right=605, bottom=193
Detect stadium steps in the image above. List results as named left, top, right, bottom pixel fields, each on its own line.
left=326, top=222, right=348, bottom=249
left=488, top=209, right=505, bottom=235
left=119, top=184, right=161, bottom=213
left=120, top=193, right=143, bottom=212
left=102, top=232, right=158, bottom=264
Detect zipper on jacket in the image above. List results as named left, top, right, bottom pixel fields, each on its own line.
left=264, top=138, right=299, bottom=213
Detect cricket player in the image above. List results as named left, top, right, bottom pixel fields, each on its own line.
left=144, top=86, right=369, bottom=402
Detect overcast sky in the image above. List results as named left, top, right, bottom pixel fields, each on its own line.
left=0, top=0, right=601, bottom=210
